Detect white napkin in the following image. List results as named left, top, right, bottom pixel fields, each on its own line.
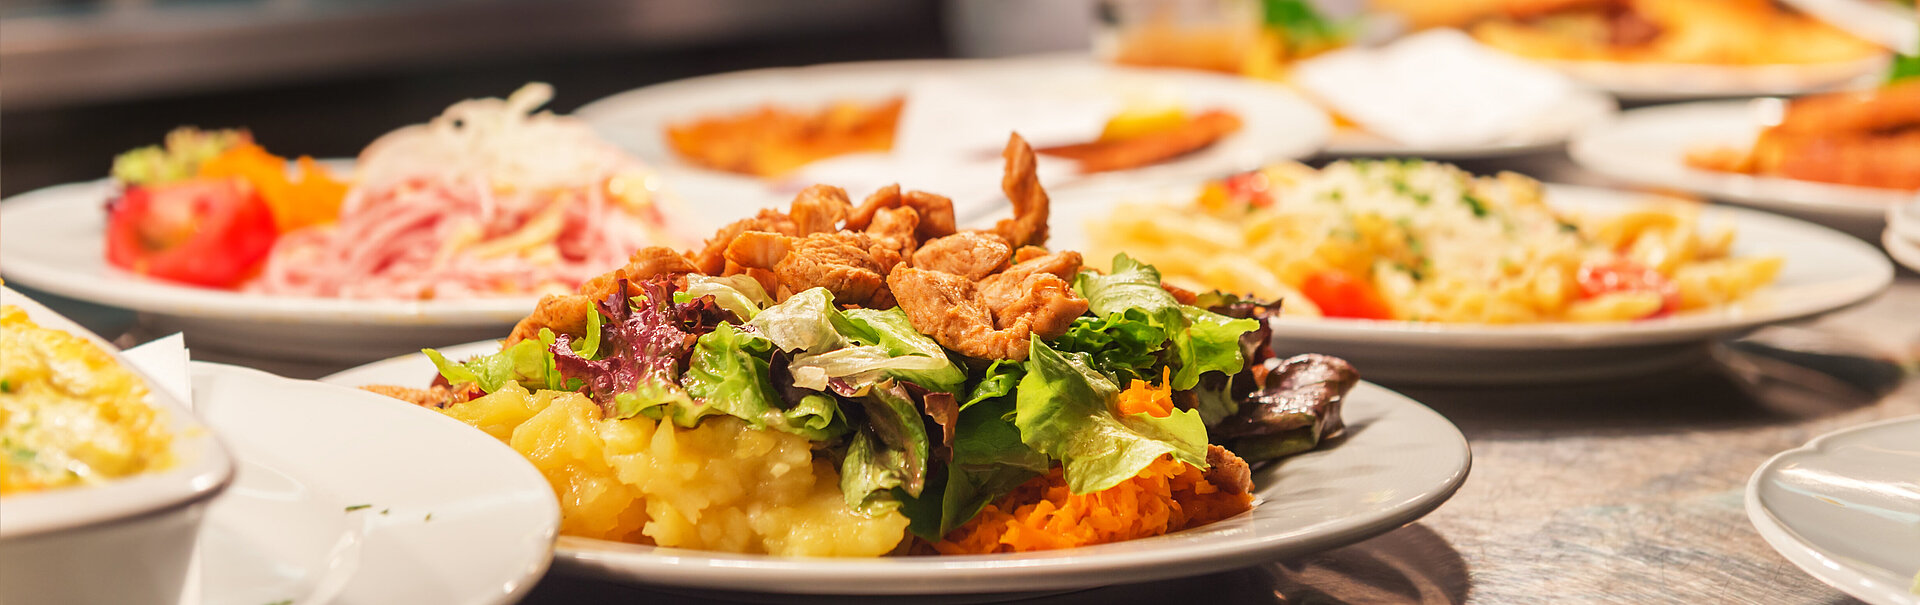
left=892, top=77, right=1115, bottom=157
left=121, top=333, right=192, bottom=407
left=1293, top=29, right=1580, bottom=147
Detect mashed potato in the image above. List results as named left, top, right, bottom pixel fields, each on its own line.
left=442, top=383, right=910, bottom=556
left=0, top=305, right=172, bottom=494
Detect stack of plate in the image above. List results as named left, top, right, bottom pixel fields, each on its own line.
left=1885, top=197, right=1920, bottom=274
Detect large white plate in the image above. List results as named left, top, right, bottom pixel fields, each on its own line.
left=1747, top=415, right=1920, bottom=605
left=1571, top=99, right=1915, bottom=238
left=575, top=55, right=1331, bottom=213
left=322, top=341, right=1470, bottom=597
left=1041, top=183, right=1894, bottom=383
left=1540, top=55, right=1890, bottom=102
left=190, top=362, right=558, bottom=605
left=0, top=169, right=759, bottom=365
left=1780, top=0, right=1919, bottom=55
left=1320, top=87, right=1618, bottom=159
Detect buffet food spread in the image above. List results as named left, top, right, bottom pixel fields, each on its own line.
left=2, top=4, right=1916, bottom=602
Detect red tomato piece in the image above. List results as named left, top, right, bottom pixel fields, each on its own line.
left=1576, top=260, right=1680, bottom=317
left=105, top=178, right=279, bottom=288
left=1221, top=171, right=1274, bottom=208
left=1301, top=269, right=1394, bottom=320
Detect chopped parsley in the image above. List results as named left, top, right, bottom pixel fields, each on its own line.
left=425, top=513, right=433, bottom=522
left=1461, top=193, right=1489, bottom=218
left=344, top=504, right=371, bottom=512
left=381, top=509, right=390, bottom=515
left=0, top=379, right=13, bottom=393
left=265, top=600, right=293, bottom=605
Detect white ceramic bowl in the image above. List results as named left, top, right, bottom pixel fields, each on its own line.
left=0, top=286, right=235, bottom=605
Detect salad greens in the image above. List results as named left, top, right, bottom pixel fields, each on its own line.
left=428, top=255, right=1350, bottom=541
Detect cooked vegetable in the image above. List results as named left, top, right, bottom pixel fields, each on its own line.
left=104, top=178, right=280, bottom=288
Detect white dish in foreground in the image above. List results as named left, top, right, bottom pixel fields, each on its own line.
left=1747, top=415, right=1920, bottom=605
left=0, top=171, right=757, bottom=365
left=190, top=362, right=557, bottom=605
left=0, top=287, right=234, bottom=605
left=1571, top=99, right=1913, bottom=237
left=324, top=341, right=1470, bottom=597
left=576, top=55, right=1330, bottom=214
left=1040, top=183, right=1893, bottom=383
left=1541, top=55, right=1889, bottom=102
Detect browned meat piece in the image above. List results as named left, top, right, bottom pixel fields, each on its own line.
left=507, top=293, right=595, bottom=344
left=361, top=384, right=467, bottom=408
left=725, top=231, right=898, bottom=307
left=689, top=209, right=793, bottom=275
left=864, top=205, right=921, bottom=260
left=978, top=250, right=1083, bottom=312
left=1774, top=79, right=1920, bottom=136
left=888, top=265, right=1087, bottom=360
left=911, top=232, right=1011, bottom=280
left=848, top=184, right=960, bottom=243
left=992, top=134, right=1051, bottom=250
left=1161, top=282, right=1199, bottom=305
left=788, top=184, right=854, bottom=235
left=982, top=272, right=1087, bottom=343
left=1203, top=444, right=1253, bottom=495
left=580, top=246, right=699, bottom=303
left=887, top=267, right=1028, bottom=360
left=1011, top=245, right=1049, bottom=264
left=900, top=190, right=958, bottom=241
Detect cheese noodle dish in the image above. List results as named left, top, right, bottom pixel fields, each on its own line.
left=0, top=305, right=172, bottom=494
left=1088, top=160, right=1782, bottom=323
left=366, top=135, right=1356, bottom=557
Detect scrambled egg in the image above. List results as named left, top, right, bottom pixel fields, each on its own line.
left=0, top=305, right=172, bottom=494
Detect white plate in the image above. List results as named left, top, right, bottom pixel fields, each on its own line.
left=1884, top=229, right=1920, bottom=275
left=1041, top=183, right=1894, bottom=384
left=1571, top=99, right=1915, bottom=238
left=1747, top=415, right=1920, bottom=605
left=0, top=170, right=758, bottom=365
left=1319, top=78, right=1619, bottom=160
left=190, top=362, right=558, bottom=605
left=322, top=342, right=1470, bottom=597
left=575, top=55, right=1330, bottom=214
left=1541, top=55, right=1891, bottom=102
left=1780, top=0, right=1919, bottom=55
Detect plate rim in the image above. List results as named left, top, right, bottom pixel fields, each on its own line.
left=194, top=361, right=560, bottom=605
left=1317, top=87, right=1619, bottom=159
left=321, top=342, right=1471, bottom=595
left=1744, top=415, right=1920, bottom=605
left=1539, top=54, right=1891, bottom=101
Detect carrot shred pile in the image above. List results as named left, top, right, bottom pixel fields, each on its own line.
left=928, top=455, right=1253, bottom=555
left=1114, top=367, right=1176, bottom=418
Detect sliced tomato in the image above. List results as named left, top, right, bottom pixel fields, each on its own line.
left=1577, top=260, right=1680, bottom=317
left=1300, top=269, right=1394, bottom=320
left=1221, top=171, right=1274, bottom=208
left=105, top=178, right=279, bottom=288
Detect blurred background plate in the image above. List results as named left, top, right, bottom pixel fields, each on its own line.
left=1746, top=415, right=1920, bottom=605
left=323, top=347, right=1469, bottom=599
left=1039, top=183, right=1894, bottom=384
left=1543, top=55, right=1890, bottom=103
left=0, top=168, right=764, bottom=368
left=1318, top=86, right=1617, bottom=159
left=1570, top=98, right=1913, bottom=239
left=576, top=54, right=1330, bottom=214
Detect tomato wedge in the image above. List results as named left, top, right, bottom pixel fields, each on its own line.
left=1300, top=269, right=1394, bottom=320
left=1576, top=260, right=1680, bottom=317
left=104, top=178, right=279, bottom=288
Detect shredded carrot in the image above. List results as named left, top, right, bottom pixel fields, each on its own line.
left=925, top=455, right=1253, bottom=555
left=198, top=143, right=347, bottom=231
left=1115, top=366, right=1175, bottom=418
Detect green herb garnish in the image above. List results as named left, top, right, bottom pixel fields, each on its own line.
left=344, top=504, right=371, bottom=512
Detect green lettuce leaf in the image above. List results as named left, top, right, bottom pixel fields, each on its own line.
left=1051, top=310, right=1169, bottom=384
left=679, top=274, right=774, bottom=322
left=840, top=430, right=905, bottom=516
left=677, top=323, right=844, bottom=441
left=961, top=360, right=1025, bottom=411
left=899, top=396, right=1048, bottom=540
left=831, top=307, right=967, bottom=393
left=425, top=329, right=569, bottom=393
left=1015, top=339, right=1210, bottom=495
left=747, top=287, right=848, bottom=354
left=1073, top=254, right=1257, bottom=390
